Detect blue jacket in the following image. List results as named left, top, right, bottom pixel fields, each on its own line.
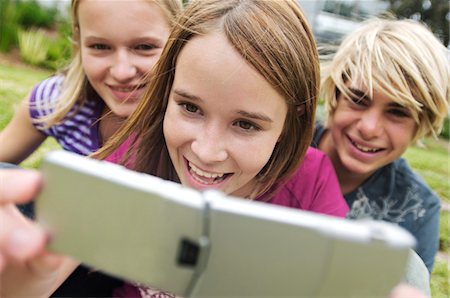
left=312, top=122, right=440, bottom=273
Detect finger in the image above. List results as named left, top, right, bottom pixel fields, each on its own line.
left=389, top=283, right=428, bottom=298
left=0, top=204, right=46, bottom=261
left=0, top=252, right=70, bottom=297
left=0, top=170, right=42, bottom=205
left=28, top=252, right=77, bottom=279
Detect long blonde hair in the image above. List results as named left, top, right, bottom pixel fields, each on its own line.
left=321, top=18, right=450, bottom=141
left=36, top=0, right=183, bottom=129
left=95, top=0, right=320, bottom=199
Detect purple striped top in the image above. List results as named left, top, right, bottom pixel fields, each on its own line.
left=29, top=75, right=103, bottom=155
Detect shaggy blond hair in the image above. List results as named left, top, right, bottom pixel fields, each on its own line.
left=321, top=18, right=450, bottom=141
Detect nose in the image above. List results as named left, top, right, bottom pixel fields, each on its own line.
left=110, top=50, right=136, bottom=82
left=191, top=124, right=228, bottom=164
left=357, top=108, right=383, bottom=139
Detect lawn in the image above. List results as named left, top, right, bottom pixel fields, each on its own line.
left=0, top=61, right=448, bottom=297
left=0, top=62, right=61, bottom=168
left=404, top=139, right=449, bottom=204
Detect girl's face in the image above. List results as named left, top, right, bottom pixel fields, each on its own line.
left=328, top=83, right=417, bottom=178
left=78, top=0, right=170, bottom=117
left=164, top=32, right=287, bottom=198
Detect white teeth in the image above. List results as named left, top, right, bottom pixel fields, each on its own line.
left=115, top=87, right=134, bottom=92
left=113, top=85, right=145, bottom=92
left=354, top=143, right=379, bottom=153
left=189, top=162, right=224, bottom=179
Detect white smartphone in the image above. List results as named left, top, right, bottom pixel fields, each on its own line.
left=36, top=150, right=416, bottom=297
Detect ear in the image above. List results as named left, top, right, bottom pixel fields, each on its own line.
left=297, top=104, right=305, bottom=116
left=73, top=26, right=80, bottom=46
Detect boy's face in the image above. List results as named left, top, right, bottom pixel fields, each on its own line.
left=329, top=83, right=417, bottom=177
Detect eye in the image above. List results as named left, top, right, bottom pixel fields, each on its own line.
left=134, top=43, right=157, bottom=51
left=89, top=44, right=110, bottom=50
left=348, top=95, right=369, bottom=107
left=234, top=120, right=260, bottom=131
left=180, top=102, right=200, bottom=114
left=388, top=108, right=411, bottom=118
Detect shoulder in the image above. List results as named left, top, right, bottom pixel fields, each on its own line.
left=270, top=147, right=348, bottom=217
left=311, top=121, right=326, bottom=148
left=30, top=75, right=65, bottom=104
left=293, top=147, right=334, bottom=177
left=104, top=136, right=136, bottom=168
left=29, top=75, right=65, bottom=117
left=391, top=158, right=440, bottom=206
left=356, top=158, right=439, bottom=204
left=347, top=158, right=440, bottom=221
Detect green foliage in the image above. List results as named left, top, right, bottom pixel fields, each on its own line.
left=0, top=0, right=19, bottom=52
left=16, top=0, right=58, bottom=29
left=384, top=0, right=449, bottom=46
left=18, top=28, right=49, bottom=67
left=0, top=0, right=70, bottom=67
left=45, top=21, right=72, bottom=70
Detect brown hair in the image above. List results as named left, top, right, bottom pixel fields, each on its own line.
left=95, top=0, right=320, bottom=199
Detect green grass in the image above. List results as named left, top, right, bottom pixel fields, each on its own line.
left=439, top=211, right=450, bottom=252
left=404, top=139, right=450, bottom=297
left=430, top=257, right=449, bottom=298
left=404, top=139, right=449, bottom=203
left=0, top=62, right=61, bottom=168
left=0, top=63, right=51, bottom=128
left=1, top=61, right=449, bottom=297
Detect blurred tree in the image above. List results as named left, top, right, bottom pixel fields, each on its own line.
left=0, top=0, right=19, bottom=52
left=16, top=0, right=58, bottom=29
left=384, top=0, right=449, bottom=46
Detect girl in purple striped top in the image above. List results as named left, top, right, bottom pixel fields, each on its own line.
left=0, top=0, right=182, bottom=163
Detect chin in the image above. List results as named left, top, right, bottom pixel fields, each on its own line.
left=341, top=159, right=373, bottom=176
left=111, top=108, right=135, bottom=118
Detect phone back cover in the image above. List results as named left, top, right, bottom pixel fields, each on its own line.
left=36, top=152, right=204, bottom=295
left=36, top=151, right=416, bottom=297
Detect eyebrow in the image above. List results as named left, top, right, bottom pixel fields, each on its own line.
left=173, top=89, right=273, bottom=122
left=83, top=36, right=165, bottom=47
left=348, top=87, right=370, bottom=100
left=348, top=88, right=408, bottom=109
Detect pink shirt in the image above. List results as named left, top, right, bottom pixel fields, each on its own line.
left=261, top=147, right=349, bottom=217
left=107, top=143, right=348, bottom=297
left=106, top=142, right=348, bottom=217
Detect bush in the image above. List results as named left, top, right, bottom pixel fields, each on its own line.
left=0, top=0, right=19, bottom=52
left=44, top=21, right=72, bottom=70
left=16, top=0, right=58, bottom=29
left=0, top=0, right=61, bottom=53
left=18, top=28, right=49, bottom=67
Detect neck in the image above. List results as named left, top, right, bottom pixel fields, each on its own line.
left=99, top=108, right=126, bottom=146
left=318, top=130, right=371, bottom=195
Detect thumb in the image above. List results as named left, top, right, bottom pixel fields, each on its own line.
left=0, top=170, right=42, bottom=205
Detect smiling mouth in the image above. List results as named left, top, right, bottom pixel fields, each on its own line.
left=110, top=84, right=146, bottom=92
left=188, top=162, right=231, bottom=185
left=349, top=137, right=383, bottom=153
